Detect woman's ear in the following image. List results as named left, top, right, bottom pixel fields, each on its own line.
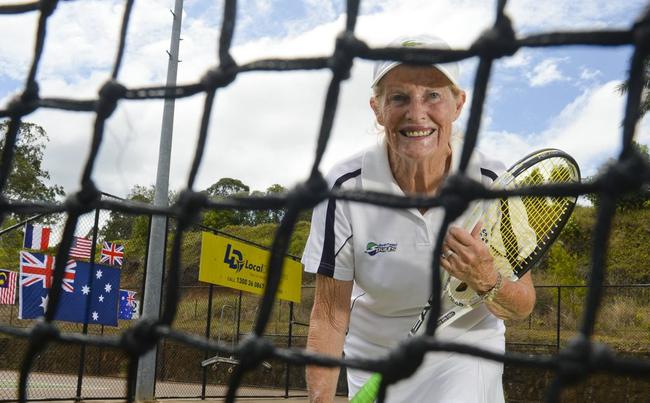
left=370, top=97, right=384, bottom=126
left=452, top=90, right=466, bottom=121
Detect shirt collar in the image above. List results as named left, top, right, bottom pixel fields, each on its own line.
left=361, top=131, right=478, bottom=195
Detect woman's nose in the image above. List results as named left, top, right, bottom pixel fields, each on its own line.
left=405, top=100, right=427, bottom=121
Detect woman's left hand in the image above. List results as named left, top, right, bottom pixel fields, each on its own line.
left=440, top=224, right=498, bottom=295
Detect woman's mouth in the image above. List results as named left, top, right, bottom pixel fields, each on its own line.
left=399, top=128, right=436, bottom=138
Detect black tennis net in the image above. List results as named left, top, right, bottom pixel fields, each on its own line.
left=1, top=0, right=650, bottom=402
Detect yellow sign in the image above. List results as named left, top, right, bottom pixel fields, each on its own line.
left=199, top=232, right=302, bottom=303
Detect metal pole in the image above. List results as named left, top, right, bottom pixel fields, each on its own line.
left=201, top=285, right=214, bottom=399
left=135, top=0, right=183, bottom=399
left=556, top=286, right=561, bottom=352
left=76, top=206, right=102, bottom=399
left=236, top=291, right=242, bottom=343
left=285, top=302, right=294, bottom=398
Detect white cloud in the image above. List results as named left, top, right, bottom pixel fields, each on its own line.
left=577, top=67, right=604, bottom=88
left=500, top=51, right=532, bottom=69
left=1, top=0, right=648, bottom=201
left=527, top=58, right=567, bottom=87
left=479, top=81, right=649, bottom=178
left=505, top=0, right=647, bottom=32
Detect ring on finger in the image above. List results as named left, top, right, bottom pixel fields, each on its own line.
left=442, top=250, right=456, bottom=259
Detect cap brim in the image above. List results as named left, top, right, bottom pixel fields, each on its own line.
left=371, top=62, right=459, bottom=88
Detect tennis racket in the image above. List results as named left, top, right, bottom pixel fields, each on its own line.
left=351, top=148, right=580, bottom=403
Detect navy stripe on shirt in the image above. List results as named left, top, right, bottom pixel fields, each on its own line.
left=317, top=169, right=361, bottom=277
left=480, top=167, right=498, bottom=181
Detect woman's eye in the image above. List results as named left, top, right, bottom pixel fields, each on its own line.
left=389, top=94, right=407, bottom=103
left=429, top=92, right=440, bottom=100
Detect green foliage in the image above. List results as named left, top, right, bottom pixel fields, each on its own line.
left=202, top=179, right=294, bottom=229
left=534, top=205, right=650, bottom=286
left=202, top=178, right=251, bottom=229
left=544, top=242, right=583, bottom=285
left=0, top=218, right=23, bottom=269
left=604, top=208, right=650, bottom=284
left=0, top=121, right=65, bottom=222
left=100, top=185, right=157, bottom=242
left=585, top=141, right=650, bottom=211
left=205, top=177, right=249, bottom=197
left=219, top=221, right=311, bottom=257
left=617, top=58, right=650, bottom=116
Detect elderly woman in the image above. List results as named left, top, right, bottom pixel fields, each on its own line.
left=301, top=35, right=536, bottom=402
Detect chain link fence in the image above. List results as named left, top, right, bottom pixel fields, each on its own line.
left=0, top=193, right=149, bottom=401
left=1, top=199, right=649, bottom=401
left=1, top=0, right=650, bottom=401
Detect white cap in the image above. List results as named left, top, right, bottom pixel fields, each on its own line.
left=371, top=34, right=460, bottom=88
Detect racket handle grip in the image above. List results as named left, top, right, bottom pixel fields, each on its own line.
left=350, top=373, right=382, bottom=403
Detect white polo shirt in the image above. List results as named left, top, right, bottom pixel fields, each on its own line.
left=302, top=134, right=506, bottom=358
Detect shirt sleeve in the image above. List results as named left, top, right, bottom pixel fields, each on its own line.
left=301, top=196, right=355, bottom=282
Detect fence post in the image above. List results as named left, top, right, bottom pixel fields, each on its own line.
left=285, top=301, right=294, bottom=398
left=556, top=286, right=561, bottom=352
left=201, top=285, right=214, bottom=399
left=75, top=206, right=101, bottom=400
left=236, top=291, right=242, bottom=343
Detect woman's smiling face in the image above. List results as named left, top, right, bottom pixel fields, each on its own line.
left=371, top=65, right=465, bottom=165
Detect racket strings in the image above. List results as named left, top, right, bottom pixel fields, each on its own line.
left=499, top=159, right=578, bottom=269
left=447, top=158, right=579, bottom=306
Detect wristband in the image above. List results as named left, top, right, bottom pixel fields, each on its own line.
left=481, top=272, right=503, bottom=302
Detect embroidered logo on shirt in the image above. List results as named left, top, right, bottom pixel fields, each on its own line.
left=364, top=242, right=397, bottom=256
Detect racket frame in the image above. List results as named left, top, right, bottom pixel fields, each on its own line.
left=410, top=148, right=580, bottom=336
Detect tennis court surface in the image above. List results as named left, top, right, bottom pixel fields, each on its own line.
left=0, top=370, right=348, bottom=402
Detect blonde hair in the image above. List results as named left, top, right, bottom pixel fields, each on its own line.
left=372, top=82, right=463, bottom=101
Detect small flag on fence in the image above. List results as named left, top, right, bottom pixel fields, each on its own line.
left=19, top=261, right=120, bottom=326
left=100, top=241, right=124, bottom=267
left=23, top=224, right=51, bottom=251
left=119, top=289, right=139, bottom=320
left=68, top=237, right=93, bottom=260
left=0, top=269, right=18, bottom=305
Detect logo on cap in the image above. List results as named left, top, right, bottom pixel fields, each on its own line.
left=401, top=40, right=423, bottom=47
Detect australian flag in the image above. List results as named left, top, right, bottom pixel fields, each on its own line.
left=19, top=261, right=121, bottom=326
left=119, top=289, right=139, bottom=320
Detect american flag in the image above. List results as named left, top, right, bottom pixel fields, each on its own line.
left=100, top=241, right=124, bottom=267
left=68, top=237, right=92, bottom=260
left=19, top=251, right=76, bottom=292
left=0, top=270, right=18, bottom=304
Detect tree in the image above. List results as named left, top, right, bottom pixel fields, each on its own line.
left=265, top=184, right=287, bottom=224
left=100, top=185, right=156, bottom=241
left=249, top=190, right=271, bottom=226
left=585, top=141, right=650, bottom=210
left=202, top=178, right=251, bottom=229
left=617, top=58, right=650, bottom=115
left=0, top=121, right=64, bottom=266
left=0, top=120, right=65, bottom=209
left=205, top=177, right=249, bottom=197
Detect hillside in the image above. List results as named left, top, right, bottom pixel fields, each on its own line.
left=2, top=207, right=648, bottom=289
left=536, top=205, right=650, bottom=285
left=216, top=206, right=650, bottom=286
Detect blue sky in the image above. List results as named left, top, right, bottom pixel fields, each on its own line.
left=489, top=45, right=635, bottom=133
left=0, top=0, right=648, bottom=198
